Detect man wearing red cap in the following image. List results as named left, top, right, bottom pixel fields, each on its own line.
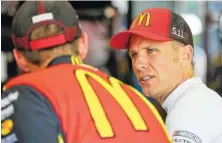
left=111, top=8, right=222, bottom=143
left=1, top=1, right=171, bottom=143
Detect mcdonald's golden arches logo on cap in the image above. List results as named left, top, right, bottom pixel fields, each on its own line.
left=130, top=12, right=151, bottom=29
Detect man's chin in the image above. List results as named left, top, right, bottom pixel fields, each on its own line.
left=142, top=88, right=159, bottom=99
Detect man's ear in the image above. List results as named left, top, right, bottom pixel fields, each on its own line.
left=78, top=32, right=88, bottom=60
left=180, top=45, right=194, bottom=66
left=13, top=49, right=30, bottom=72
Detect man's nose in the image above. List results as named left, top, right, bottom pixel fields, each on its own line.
left=134, top=55, right=148, bottom=71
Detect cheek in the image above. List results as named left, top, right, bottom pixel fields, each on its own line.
left=158, top=64, right=175, bottom=80
left=151, top=55, right=177, bottom=79
left=132, top=63, right=138, bottom=78
left=132, top=61, right=136, bottom=71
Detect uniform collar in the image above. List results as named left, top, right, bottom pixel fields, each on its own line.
left=162, top=77, right=203, bottom=114
left=47, top=55, right=82, bottom=67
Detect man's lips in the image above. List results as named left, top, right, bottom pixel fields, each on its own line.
left=139, top=75, right=155, bottom=83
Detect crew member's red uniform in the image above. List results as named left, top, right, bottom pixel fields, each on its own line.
left=2, top=56, right=170, bottom=143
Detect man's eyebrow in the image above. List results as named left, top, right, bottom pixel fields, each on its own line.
left=141, top=46, right=152, bottom=49
left=128, top=49, right=133, bottom=54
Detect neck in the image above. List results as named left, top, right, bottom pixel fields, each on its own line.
left=37, top=56, right=55, bottom=70
left=40, top=54, right=82, bottom=68
left=180, top=66, right=194, bottom=84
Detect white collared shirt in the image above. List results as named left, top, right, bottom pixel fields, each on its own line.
left=162, top=77, right=222, bottom=143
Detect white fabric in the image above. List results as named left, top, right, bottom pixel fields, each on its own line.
left=162, top=77, right=222, bottom=143
left=1, top=52, right=8, bottom=82
left=32, top=13, right=54, bottom=23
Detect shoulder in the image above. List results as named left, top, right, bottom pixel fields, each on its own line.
left=2, top=85, right=53, bottom=116
left=1, top=85, right=64, bottom=143
left=178, top=84, right=222, bottom=111
left=2, top=84, right=59, bottom=124
left=166, top=84, right=222, bottom=142
left=2, top=85, right=44, bottom=101
left=4, top=72, right=41, bottom=90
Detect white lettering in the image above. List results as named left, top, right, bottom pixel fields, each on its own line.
left=1, top=91, right=19, bottom=109
left=172, top=27, right=177, bottom=35
left=172, top=27, right=185, bottom=39
left=177, top=131, right=202, bottom=143
left=1, top=105, right=14, bottom=121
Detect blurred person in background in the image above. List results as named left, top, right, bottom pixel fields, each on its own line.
left=1, top=1, right=171, bottom=143
left=111, top=8, right=222, bottom=143
left=80, top=20, right=110, bottom=70
left=79, top=7, right=131, bottom=83
left=193, top=45, right=207, bottom=83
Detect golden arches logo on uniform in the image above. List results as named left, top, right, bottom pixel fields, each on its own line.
left=74, top=69, right=148, bottom=138
left=1, top=119, right=13, bottom=136
left=130, top=12, right=151, bottom=29
left=71, top=55, right=82, bottom=65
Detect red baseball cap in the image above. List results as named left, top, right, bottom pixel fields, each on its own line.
left=110, top=8, right=193, bottom=49
left=12, top=1, right=82, bottom=51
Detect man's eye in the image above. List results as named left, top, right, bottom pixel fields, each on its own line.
left=147, top=49, right=156, bottom=54
left=129, top=53, right=136, bottom=58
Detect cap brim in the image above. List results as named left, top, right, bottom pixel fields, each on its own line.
left=110, top=30, right=173, bottom=49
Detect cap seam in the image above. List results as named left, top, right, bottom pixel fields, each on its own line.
left=167, top=9, right=172, bottom=39
left=130, top=29, right=171, bottom=39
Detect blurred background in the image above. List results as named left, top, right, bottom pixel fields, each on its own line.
left=1, top=1, right=222, bottom=95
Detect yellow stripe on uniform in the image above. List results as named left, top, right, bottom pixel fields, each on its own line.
left=57, top=134, right=64, bottom=143
left=128, top=86, right=172, bottom=142
left=71, top=55, right=82, bottom=65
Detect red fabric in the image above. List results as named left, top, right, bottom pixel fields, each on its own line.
left=13, top=19, right=77, bottom=50
left=37, top=1, right=45, bottom=14
left=12, top=34, right=29, bottom=50
left=30, top=34, right=67, bottom=50
left=110, top=8, right=172, bottom=49
left=5, top=64, right=170, bottom=143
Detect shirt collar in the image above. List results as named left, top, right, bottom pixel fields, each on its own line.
left=47, top=55, right=82, bottom=67
left=162, top=77, right=203, bottom=113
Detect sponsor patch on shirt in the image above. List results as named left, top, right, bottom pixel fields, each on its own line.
left=1, top=91, right=19, bottom=121
left=173, top=130, right=202, bottom=143
left=173, top=138, right=191, bottom=143
left=1, top=91, right=19, bottom=109
left=1, top=119, right=14, bottom=136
